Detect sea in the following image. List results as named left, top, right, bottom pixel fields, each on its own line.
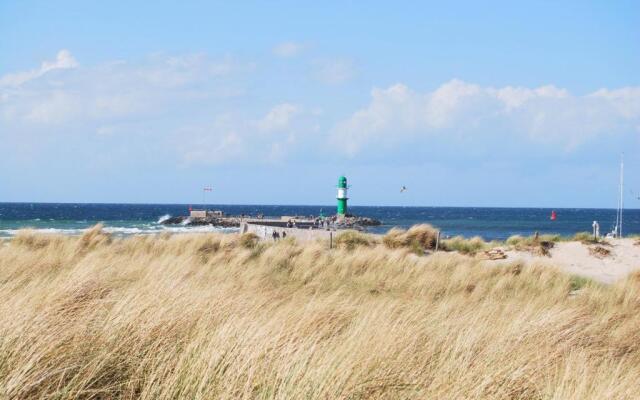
left=0, top=203, right=638, bottom=241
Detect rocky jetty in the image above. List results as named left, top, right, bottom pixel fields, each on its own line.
left=161, top=213, right=382, bottom=230
left=331, top=215, right=382, bottom=230
left=346, top=215, right=382, bottom=226
left=161, top=216, right=241, bottom=227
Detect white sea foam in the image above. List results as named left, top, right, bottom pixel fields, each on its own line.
left=102, top=227, right=148, bottom=235
left=0, top=228, right=86, bottom=236
left=160, top=226, right=237, bottom=234
left=0, top=225, right=237, bottom=238
left=157, top=214, right=171, bottom=224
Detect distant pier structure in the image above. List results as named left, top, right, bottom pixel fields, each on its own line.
left=337, top=176, right=348, bottom=221
left=164, top=174, right=380, bottom=241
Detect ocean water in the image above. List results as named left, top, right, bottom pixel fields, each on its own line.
left=1, top=203, right=639, bottom=241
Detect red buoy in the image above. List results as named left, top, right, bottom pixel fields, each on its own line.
left=550, top=210, right=557, bottom=221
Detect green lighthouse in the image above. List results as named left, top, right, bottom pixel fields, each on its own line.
left=337, top=176, right=348, bottom=218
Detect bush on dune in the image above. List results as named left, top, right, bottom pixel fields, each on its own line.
left=572, top=231, right=610, bottom=245
left=76, top=224, right=112, bottom=251
left=237, top=232, right=260, bottom=249
left=573, top=231, right=593, bottom=242
left=506, top=233, right=560, bottom=256
left=506, top=233, right=562, bottom=247
left=442, top=235, right=488, bottom=255
left=334, top=230, right=377, bottom=250
left=382, top=224, right=439, bottom=252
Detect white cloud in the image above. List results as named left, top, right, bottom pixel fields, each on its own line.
left=257, top=103, right=299, bottom=132
left=180, top=131, right=245, bottom=165
left=7, top=50, right=637, bottom=170
left=425, top=79, right=481, bottom=128
left=25, top=90, right=77, bottom=124
left=589, top=87, right=640, bottom=119
left=175, top=103, right=311, bottom=166
left=332, top=79, right=640, bottom=155
left=140, top=53, right=242, bottom=88
left=96, top=125, right=116, bottom=136
left=0, top=50, right=321, bottom=167
left=0, top=50, right=78, bottom=87
left=313, top=59, right=355, bottom=84
left=0, top=52, right=248, bottom=126
left=273, top=42, right=304, bottom=57
left=493, top=85, right=568, bottom=110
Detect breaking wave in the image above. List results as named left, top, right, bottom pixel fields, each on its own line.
left=0, top=225, right=238, bottom=238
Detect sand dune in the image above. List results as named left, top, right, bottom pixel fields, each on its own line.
left=2, top=227, right=640, bottom=398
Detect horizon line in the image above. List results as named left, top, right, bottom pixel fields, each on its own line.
left=0, top=201, right=639, bottom=211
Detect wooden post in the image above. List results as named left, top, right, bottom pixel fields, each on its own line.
left=330, top=232, right=333, bottom=249
left=435, top=231, right=440, bottom=252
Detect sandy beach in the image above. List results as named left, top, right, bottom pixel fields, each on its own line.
left=488, top=238, right=640, bottom=284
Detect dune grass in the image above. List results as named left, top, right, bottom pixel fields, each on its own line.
left=505, top=234, right=562, bottom=256
left=506, top=234, right=563, bottom=247
left=571, top=232, right=612, bottom=247
left=382, top=224, right=439, bottom=254
left=442, top=235, right=491, bottom=255
left=334, top=230, right=379, bottom=250
left=1, top=226, right=640, bottom=399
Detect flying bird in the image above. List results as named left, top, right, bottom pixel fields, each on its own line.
left=400, top=186, right=407, bottom=193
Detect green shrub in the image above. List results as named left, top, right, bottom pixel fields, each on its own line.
left=507, top=234, right=562, bottom=248
left=573, top=232, right=593, bottom=242
left=506, top=235, right=525, bottom=247
left=569, top=275, right=597, bottom=291
left=443, top=236, right=487, bottom=255
left=506, top=233, right=557, bottom=256
left=573, top=231, right=609, bottom=245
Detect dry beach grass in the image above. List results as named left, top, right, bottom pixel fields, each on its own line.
left=1, top=226, right=640, bottom=399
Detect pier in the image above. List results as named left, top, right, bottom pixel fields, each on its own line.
left=162, top=176, right=381, bottom=238
left=239, top=220, right=335, bottom=243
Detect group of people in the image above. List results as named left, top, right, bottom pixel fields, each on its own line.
left=286, top=218, right=332, bottom=230
left=316, top=218, right=331, bottom=230
left=271, top=230, right=287, bottom=241
left=275, top=217, right=333, bottom=241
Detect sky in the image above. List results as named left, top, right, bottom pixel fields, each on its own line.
left=1, top=0, right=639, bottom=207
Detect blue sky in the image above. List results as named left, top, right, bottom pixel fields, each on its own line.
left=1, top=0, right=639, bottom=207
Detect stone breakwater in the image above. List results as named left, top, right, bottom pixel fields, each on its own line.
left=160, top=214, right=382, bottom=229
left=160, top=216, right=242, bottom=228
left=338, top=215, right=382, bottom=227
